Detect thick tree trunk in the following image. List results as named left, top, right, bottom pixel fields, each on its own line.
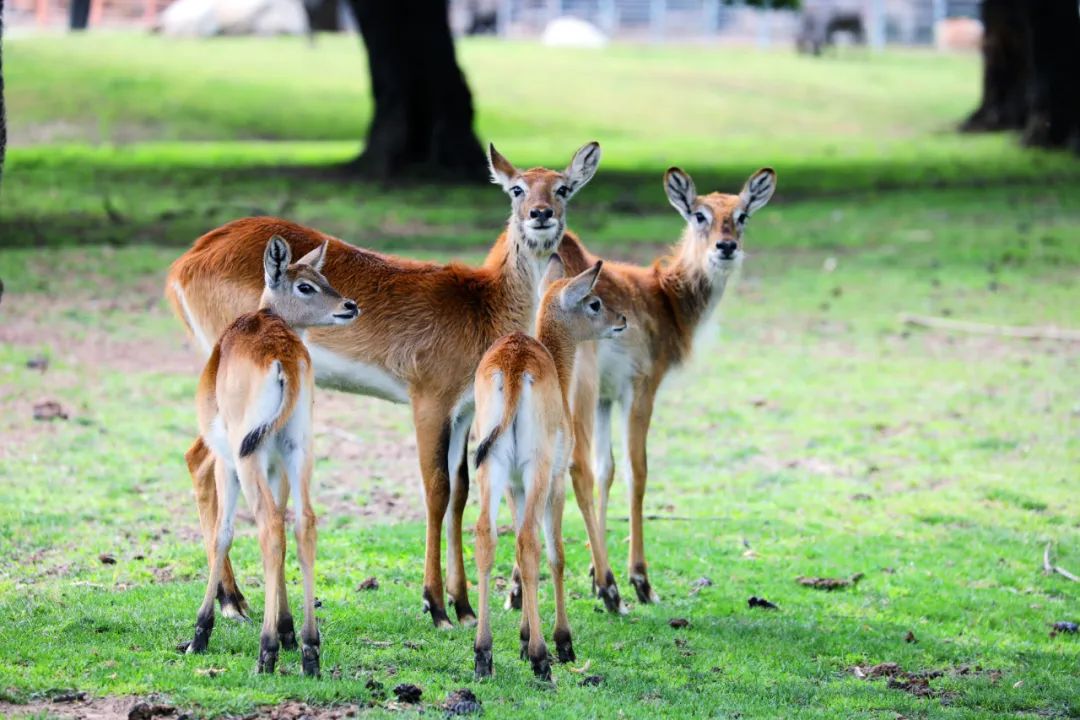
left=961, top=0, right=1080, bottom=151
left=960, top=0, right=1027, bottom=132
left=346, top=0, right=487, bottom=182
left=1, top=10, right=6, bottom=185
left=1022, top=0, right=1080, bottom=150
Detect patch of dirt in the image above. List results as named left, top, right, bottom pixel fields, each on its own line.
left=0, top=695, right=181, bottom=720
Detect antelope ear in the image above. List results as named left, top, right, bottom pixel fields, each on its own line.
left=739, top=167, right=776, bottom=216
left=488, top=143, right=518, bottom=190
left=296, top=240, right=328, bottom=272
left=664, top=167, right=697, bottom=220
left=264, top=235, right=291, bottom=289
left=541, top=254, right=565, bottom=293
left=560, top=260, right=603, bottom=309
left=562, top=141, right=601, bottom=199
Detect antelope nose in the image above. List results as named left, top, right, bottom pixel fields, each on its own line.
left=529, top=207, right=554, bottom=221
left=717, top=240, right=737, bottom=258
left=343, top=300, right=358, bottom=313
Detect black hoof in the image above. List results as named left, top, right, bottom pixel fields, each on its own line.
left=423, top=587, right=453, bottom=629
left=217, top=583, right=249, bottom=620
left=257, top=650, right=278, bottom=674
left=597, top=570, right=625, bottom=614
left=258, top=636, right=279, bottom=674
left=187, top=615, right=213, bottom=654
left=589, top=566, right=598, bottom=596
left=554, top=629, right=575, bottom=663
left=529, top=650, right=552, bottom=682
left=507, top=583, right=522, bottom=611
left=474, top=647, right=493, bottom=678
left=278, top=615, right=298, bottom=651
left=631, top=575, right=656, bottom=604
left=301, top=644, right=320, bottom=677
left=450, top=596, right=478, bottom=627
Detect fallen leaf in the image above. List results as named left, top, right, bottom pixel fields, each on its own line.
left=668, top=617, right=690, bottom=629
left=393, top=683, right=422, bottom=703
left=356, top=577, right=379, bottom=591
left=26, top=355, right=49, bottom=372
left=568, top=660, right=592, bottom=674
left=580, top=675, right=603, bottom=687
left=904, top=630, right=917, bottom=643
left=98, top=553, right=117, bottom=565
left=33, top=400, right=69, bottom=421
left=796, top=572, right=864, bottom=590
left=748, top=596, right=778, bottom=610
left=194, top=667, right=225, bottom=677
left=1012, top=680, right=1024, bottom=689
left=689, top=577, right=713, bottom=595
left=444, top=688, right=481, bottom=715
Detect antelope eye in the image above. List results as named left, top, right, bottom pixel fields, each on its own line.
left=297, top=283, right=316, bottom=295
left=694, top=212, right=707, bottom=224
left=737, top=212, right=748, bottom=224
left=555, top=186, right=570, bottom=198
left=588, top=299, right=602, bottom=313
left=511, top=187, right=525, bottom=198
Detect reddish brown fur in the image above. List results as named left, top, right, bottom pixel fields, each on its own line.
left=165, top=143, right=602, bottom=628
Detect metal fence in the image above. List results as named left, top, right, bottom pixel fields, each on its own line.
left=457, top=0, right=984, bottom=45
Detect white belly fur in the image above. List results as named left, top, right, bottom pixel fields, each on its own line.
left=305, top=342, right=410, bottom=404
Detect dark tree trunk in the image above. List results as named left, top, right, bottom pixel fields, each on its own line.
left=1022, top=0, right=1080, bottom=150
left=961, top=0, right=1080, bottom=151
left=960, top=0, right=1028, bottom=132
left=304, top=0, right=341, bottom=33
left=1, top=8, right=6, bottom=186
left=346, top=0, right=487, bottom=182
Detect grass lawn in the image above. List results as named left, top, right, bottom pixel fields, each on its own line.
left=0, top=33, right=1078, bottom=720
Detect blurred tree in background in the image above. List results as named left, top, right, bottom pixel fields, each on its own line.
left=345, top=0, right=487, bottom=181
left=963, top=0, right=1080, bottom=151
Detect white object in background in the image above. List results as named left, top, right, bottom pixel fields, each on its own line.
left=160, top=0, right=308, bottom=36
left=541, top=17, right=608, bottom=48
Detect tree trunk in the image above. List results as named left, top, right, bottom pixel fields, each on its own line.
left=1021, top=0, right=1080, bottom=150
left=346, top=0, right=487, bottom=182
left=1, top=11, right=6, bottom=186
left=960, top=0, right=1028, bottom=132
left=961, top=0, right=1080, bottom=151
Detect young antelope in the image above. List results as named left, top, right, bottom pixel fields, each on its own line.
left=183, top=235, right=359, bottom=676
left=472, top=257, right=626, bottom=680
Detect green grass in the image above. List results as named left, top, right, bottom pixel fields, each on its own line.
left=1, top=33, right=1079, bottom=720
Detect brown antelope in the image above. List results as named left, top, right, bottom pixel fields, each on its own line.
left=165, top=142, right=603, bottom=629
left=505, top=167, right=775, bottom=609
left=182, top=235, right=359, bottom=676
left=473, top=257, right=626, bottom=680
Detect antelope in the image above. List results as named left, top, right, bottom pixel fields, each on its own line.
left=473, top=257, right=626, bottom=680
left=165, top=142, right=604, bottom=630
left=504, top=166, right=776, bottom=610
left=182, top=235, right=359, bottom=676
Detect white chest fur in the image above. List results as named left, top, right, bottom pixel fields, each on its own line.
left=304, top=342, right=410, bottom=405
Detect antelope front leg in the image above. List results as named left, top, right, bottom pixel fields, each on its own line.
left=185, top=438, right=248, bottom=621
left=413, top=397, right=454, bottom=629
left=185, top=458, right=239, bottom=654
left=626, top=388, right=659, bottom=604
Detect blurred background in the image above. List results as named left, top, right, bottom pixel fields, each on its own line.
left=0, top=1, right=1077, bottom=716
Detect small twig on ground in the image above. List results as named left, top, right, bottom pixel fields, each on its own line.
left=899, top=313, right=1080, bottom=342
left=1043, top=542, right=1079, bottom=582
left=612, top=515, right=725, bottom=522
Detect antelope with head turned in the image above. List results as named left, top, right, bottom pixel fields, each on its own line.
left=181, top=235, right=359, bottom=676
left=558, top=166, right=776, bottom=605
left=502, top=167, right=776, bottom=611
left=166, top=142, right=604, bottom=630
left=472, top=257, right=626, bottom=680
